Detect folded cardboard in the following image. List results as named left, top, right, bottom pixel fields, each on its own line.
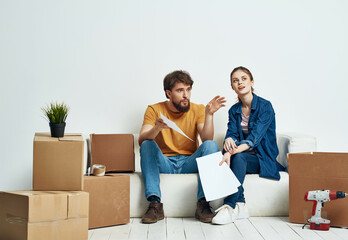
left=84, top=174, right=130, bottom=229
left=90, top=134, right=134, bottom=172
left=0, top=191, right=89, bottom=240
left=33, top=133, right=84, bottom=190
left=288, top=152, right=348, bottom=228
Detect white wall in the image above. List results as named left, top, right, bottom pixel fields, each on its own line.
left=1, top=0, right=347, bottom=191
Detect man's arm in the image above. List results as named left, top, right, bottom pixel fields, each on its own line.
left=138, top=118, right=169, bottom=145
left=197, top=96, right=226, bottom=142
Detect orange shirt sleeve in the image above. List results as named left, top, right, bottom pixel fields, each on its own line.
left=143, top=105, right=158, bottom=126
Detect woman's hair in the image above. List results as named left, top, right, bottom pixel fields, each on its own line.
left=230, top=66, right=254, bottom=101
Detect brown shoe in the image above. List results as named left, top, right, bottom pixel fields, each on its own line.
left=195, top=198, right=214, bottom=223
left=142, top=201, right=164, bottom=224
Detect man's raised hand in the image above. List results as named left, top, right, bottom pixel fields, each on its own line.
left=206, top=96, right=226, bottom=115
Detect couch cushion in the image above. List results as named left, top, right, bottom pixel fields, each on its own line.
left=129, top=172, right=289, bottom=217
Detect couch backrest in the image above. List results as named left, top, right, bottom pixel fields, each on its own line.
left=86, top=132, right=316, bottom=173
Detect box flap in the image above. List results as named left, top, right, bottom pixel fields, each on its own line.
left=66, top=191, right=89, bottom=219
left=44, top=191, right=89, bottom=218
left=59, top=134, right=83, bottom=142
left=1, top=191, right=68, bottom=223
left=34, top=133, right=59, bottom=142
left=288, top=152, right=348, bottom=178
left=34, top=133, right=83, bottom=142
left=27, top=218, right=88, bottom=240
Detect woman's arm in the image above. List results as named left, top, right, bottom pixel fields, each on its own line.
left=223, top=108, right=241, bottom=154
left=244, top=102, right=275, bottom=149
left=220, top=143, right=250, bottom=166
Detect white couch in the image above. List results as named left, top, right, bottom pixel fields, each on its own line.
left=127, top=132, right=317, bottom=218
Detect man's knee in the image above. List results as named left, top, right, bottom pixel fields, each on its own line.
left=140, top=139, right=156, bottom=148
left=140, top=140, right=158, bottom=154
left=140, top=140, right=159, bottom=164
left=201, top=140, right=219, bottom=152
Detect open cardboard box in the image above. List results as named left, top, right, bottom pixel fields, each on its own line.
left=288, top=152, right=348, bottom=228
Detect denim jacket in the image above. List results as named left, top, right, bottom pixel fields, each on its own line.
left=223, top=94, right=282, bottom=180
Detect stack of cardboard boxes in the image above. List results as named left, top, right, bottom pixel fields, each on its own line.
left=0, top=132, right=133, bottom=240
left=85, top=134, right=134, bottom=229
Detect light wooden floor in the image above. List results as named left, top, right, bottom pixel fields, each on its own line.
left=88, top=217, right=348, bottom=240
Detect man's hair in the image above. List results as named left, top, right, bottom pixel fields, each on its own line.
left=163, top=70, right=194, bottom=99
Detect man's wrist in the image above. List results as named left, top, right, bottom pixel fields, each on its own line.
left=205, top=112, right=214, bottom=120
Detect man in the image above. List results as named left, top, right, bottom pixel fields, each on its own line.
left=139, top=70, right=226, bottom=224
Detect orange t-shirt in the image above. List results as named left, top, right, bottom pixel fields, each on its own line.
left=142, top=101, right=205, bottom=156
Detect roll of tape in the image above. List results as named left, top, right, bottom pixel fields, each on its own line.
left=92, top=164, right=106, bottom=176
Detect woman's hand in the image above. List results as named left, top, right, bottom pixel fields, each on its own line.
left=219, top=152, right=231, bottom=167
left=224, top=137, right=238, bottom=154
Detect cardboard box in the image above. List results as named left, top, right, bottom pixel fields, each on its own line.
left=33, top=133, right=84, bottom=191
left=84, top=174, right=130, bottom=229
left=0, top=191, right=89, bottom=240
left=288, top=152, right=348, bottom=228
left=90, top=134, right=134, bottom=172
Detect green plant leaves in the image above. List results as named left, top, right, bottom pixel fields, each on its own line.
left=41, top=102, right=70, bottom=124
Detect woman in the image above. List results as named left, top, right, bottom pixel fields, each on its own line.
left=212, top=66, right=285, bottom=225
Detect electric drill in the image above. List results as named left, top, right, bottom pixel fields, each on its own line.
left=304, top=190, right=347, bottom=230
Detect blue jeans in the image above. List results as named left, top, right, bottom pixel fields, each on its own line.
left=224, top=152, right=260, bottom=208
left=140, top=140, right=219, bottom=201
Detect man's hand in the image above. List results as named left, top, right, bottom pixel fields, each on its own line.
left=205, top=95, right=226, bottom=115
left=198, top=95, right=226, bottom=142
left=154, top=118, right=170, bottom=131
left=138, top=118, right=170, bottom=145
left=224, top=137, right=238, bottom=155
left=219, top=152, right=231, bottom=167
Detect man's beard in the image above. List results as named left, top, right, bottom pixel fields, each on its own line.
left=172, top=99, right=190, bottom=113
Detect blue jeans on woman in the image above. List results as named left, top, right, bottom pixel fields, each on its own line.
left=224, top=152, right=260, bottom=208
left=140, top=140, right=219, bottom=201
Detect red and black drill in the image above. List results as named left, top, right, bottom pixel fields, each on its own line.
left=304, top=190, right=347, bottom=230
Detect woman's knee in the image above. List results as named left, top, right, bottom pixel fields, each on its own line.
left=231, top=153, right=248, bottom=167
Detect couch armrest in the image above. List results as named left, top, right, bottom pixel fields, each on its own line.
left=277, top=132, right=317, bottom=171
left=134, top=134, right=141, bottom=172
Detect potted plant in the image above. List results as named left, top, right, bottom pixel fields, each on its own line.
left=42, top=102, right=70, bottom=138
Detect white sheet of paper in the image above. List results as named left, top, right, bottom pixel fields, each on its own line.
left=160, top=112, right=194, bottom=142
left=196, top=151, right=240, bottom=201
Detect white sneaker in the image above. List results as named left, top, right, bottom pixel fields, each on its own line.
left=212, top=204, right=238, bottom=225
left=236, top=202, right=249, bottom=219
